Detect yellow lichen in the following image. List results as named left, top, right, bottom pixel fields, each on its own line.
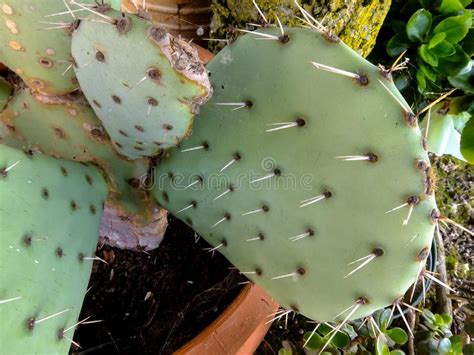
left=210, top=0, right=391, bottom=57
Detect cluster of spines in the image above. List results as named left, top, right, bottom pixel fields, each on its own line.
left=149, top=2, right=474, bottom=337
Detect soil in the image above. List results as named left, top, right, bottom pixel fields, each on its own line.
left=72, top=216, right=245, bottom=354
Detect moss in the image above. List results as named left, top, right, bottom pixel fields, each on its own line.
left=209, top=0, right=391, bottom=57
left=432, top=155, right=472, bottom=286
left=432, top=155, right=473, bottom=227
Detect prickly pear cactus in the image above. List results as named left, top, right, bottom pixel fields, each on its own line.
left=153, top=28, right=438, bottom=322
left=0, top=88, right=168, bottom=249
left=0, top=0, right=101, bottom=95
left=0, top=88, right=149, bottom=215
left=71, top=9, right=212, bottom=159
left=0, top=144, right=107, bottom=353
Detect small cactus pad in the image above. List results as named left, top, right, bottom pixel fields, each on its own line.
left=0, top=0, right=101, bottom=95
left=153, top=28, right=437, bottom=322
left=71, top=10, right=212, bottom=159
left=0, top=144, right=107, bottom=353
left=0, top=88, right=150, bottom=216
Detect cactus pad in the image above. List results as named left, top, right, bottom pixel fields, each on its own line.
left=0, top=88, right=168, bottom=249
left=0, top=144, right=107, bottom=353
left=0, top=0, right=102, bottom=95
left=71, top=9, right=212, bottom=159
left=153, top=28, right=437, bottom=322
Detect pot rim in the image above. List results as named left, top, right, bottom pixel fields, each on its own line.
left=174, top=284, right=279, bottom=355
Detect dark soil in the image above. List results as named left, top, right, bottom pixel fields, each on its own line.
left=72, top=216, right=245, bottom=354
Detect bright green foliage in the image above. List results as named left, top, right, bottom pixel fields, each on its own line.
left=0, top=89, right=151, bottom=216
left=0, top=144, right=107, bottom=354
left=416, top=310, right=464, bottom=354
left=153, top=28, right=437, bottom=322
left=0, top=0, right=101, bottom=95
left=386, top=1, right=472, bottom=94
left=304, top=309, right=409, bottom=354
left=71, top=9, right=211, bottom=159
left=303, top=323, right=351, bottom=352
left=0, top=77, right=12, bottom=110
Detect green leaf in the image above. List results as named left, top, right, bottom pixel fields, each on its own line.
left=331, top=331, right=350, bottom=349
left=278, top=348, right=293, bottom=355
left=387, top=33, right=411, bottom=57
left=406, top=9, right=433, bottom=42
left=423, top=309, right=436, bottom=323
left=449, top=62, right=474, bottom=93
left=439, top=0, right=464, bottom=13
left=420, top=45, right=439, bottom=66
left=433, top=15, right=472, bottom=44
left=460, top=116, right=474, bottom=163
left=376, top=335, right=390, bottom=355
left=416, top=70, right=427, bottom=92
left=429, top=32, right=447, bottom=48
left=390, top=351, right=405, bottom=355
left=319, top=323, right=333, bottom=336
left=435, top=314, right=446, bottom=326
left=449, top=335, right=463, bottom=353
left=418, top=60, right=438, bottom=81
left=460, top=0, right=472, bottom=6
left=437, top=338, right=452, bottom=354
left=430, top=40, right=456, bottom=57
left=435, top=44, right=471, bottom=76
left=421, top=101, right=472, bottom=161
left=386, top=328, right=409, bottom=345
left=441, top=314, right=453, bottom=325
left=303, top=331, right=325, bottom=350
left=341, top=324, right=358, bottom=339
left=378, top=309, right=392, bottom=330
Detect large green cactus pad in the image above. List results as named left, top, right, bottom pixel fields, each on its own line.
left=153, top=28, right=437, bottom=322
left=71, top=10, right=212, bottom=159
left=0, top=144, right=107, bottom=353
left=0, top=89, right=150, bottom=216
left=0, top=0, right=100, bottom=95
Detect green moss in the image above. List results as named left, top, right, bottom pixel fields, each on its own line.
left=432, top=155, right=473, bottom=226
left=209, top=0, right=391, bottom=57
left=432, top=155, right=472, bottom=284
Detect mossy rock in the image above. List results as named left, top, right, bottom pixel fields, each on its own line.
left=210, top=0, right=391, bottom=57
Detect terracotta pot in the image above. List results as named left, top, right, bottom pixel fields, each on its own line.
left=122, top=0, right=212, bottom=42
left=174, top=284, right=279, bottom=355
left=192, top=42, right=214, bottom=64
